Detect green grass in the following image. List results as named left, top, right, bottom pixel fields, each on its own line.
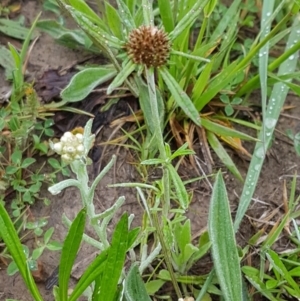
left=1, top=0, right=300, bottom=300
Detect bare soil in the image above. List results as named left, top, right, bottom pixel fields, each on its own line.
left=1, top=1, right=300, bottom=300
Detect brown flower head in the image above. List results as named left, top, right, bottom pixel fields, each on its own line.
left=125, top=25, right=171, bottom=68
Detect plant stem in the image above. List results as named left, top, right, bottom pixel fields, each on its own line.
left=145, top=68, right=171, bottom=216
left=145, top=68, right=166, bottom=158
left=145, top=67, right=181, bottom=297
left=72, top=161, right=109, bottom=248
left=153, top=213, right=182, bottom=299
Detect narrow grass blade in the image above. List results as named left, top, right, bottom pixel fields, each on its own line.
left=98, top=213, right=129, bottom=301
left=261, top=213, right=290, bottom=251
left=242, top=267, right=278, bottom=301
left=58, top=208, right=86, bottom=301
left=266, top=250, right=300, bottom=296
left=195, top=269, right=215, bottom=301
left=61, top=67, right=117, bottom=102
left=193, top=60, right=239, bottom=111
left=237, top=40, right=300, bottom=96
left=167, top=164, right=189, bottom=210
left=0, top=203, right=43, bottom=301
left=259, top=0, right=275, bottom=153
left=116, top=0, right=136, bottom=32
left=124, top=264, right=152, bottom=301
left=159, top=66, right=201, bottom=126
left=20, top=12, right=41, bottom=64
left=208, top=171, right=243, bottom=301
left=142, top=0, right=153, bottom=26
left=192, top=60, right=213, bottom=99
left=206, top=131, right=243, bottom=181
left=201, top=118, right=257, bottom=141
left=169, top=0, right=210, bottom=41
left=107, top=59, right=136, bottom=94
left=234, top=17, right=300, bottom=232
left=209, top=0, right=241, bottom=41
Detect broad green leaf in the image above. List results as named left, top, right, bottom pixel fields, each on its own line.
left=0, top=45, right=15, bottom=80
left=208, top=171, right=243, bottom=301
left=7, top=261, right=19, bottom=276
left=8, top=43, right=22, bottom=89
left=37, top=20, right=93, bottom=50
left=174, top=220, right=191, bottom=253
left=157, top=0, right=174, bottom=32
left=69, top=249, right=109, bottom=301
left=159, top=67, right=201, bottom=126
left=0, top=17, right=36, bottom=40
left=0, top=202, right=43, bottom=301
left=105, top=2, right=123, bottom=39
left=289, top=266, right=300, bottom=277
left=32, top=247, right=44, bottom=261
left=44, top=227, right=54, bottom=244
left=61, top=67, right=117, bottom=102
left=145, top=279, right=165, bottom=295
left=6, top=166, right=19, bottom=175
left=21, top=158, right=36, bottom=168
left=124, top=265, right=152, bottom=301
left=46, top=241, right=63, bottom=251
left=98, top=213, right=129, bottom=301
left=47, top=158, right=61, bottom=169
left=206, top=131, right=243, bottom=181
left=58, top=208, right=86, bottom=301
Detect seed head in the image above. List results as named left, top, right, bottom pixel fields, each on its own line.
left=125, top=25, right=171, bottom=68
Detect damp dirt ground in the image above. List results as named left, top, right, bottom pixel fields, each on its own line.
left=1, top=1, right=300, bottom=300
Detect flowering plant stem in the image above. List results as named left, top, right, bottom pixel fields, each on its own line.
left=49, top=120, right=125, bottom=251
left=145, top=67, right=182, bottom=298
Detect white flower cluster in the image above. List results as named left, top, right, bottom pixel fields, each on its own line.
left=52, top=132, right=85, bottom=163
